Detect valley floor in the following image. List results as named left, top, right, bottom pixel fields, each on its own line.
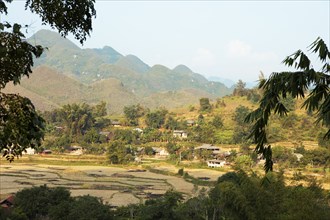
left=0, top=155, right=225, bottom=207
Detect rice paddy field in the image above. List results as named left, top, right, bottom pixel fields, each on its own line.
left=1, top=154, right=329, bottom=207
left=0, top=158, right=225, bottom=207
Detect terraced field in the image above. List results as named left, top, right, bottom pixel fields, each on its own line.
left=0, top=163, right=213, bottom=207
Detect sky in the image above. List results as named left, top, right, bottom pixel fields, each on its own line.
left=3, top=0, right=330, bottom=83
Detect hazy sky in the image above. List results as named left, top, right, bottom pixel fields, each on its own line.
left=4, top=1, right=330, bottom=82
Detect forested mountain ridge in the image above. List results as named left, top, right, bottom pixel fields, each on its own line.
left=30, top=30, right=231, bottom=95
left=3, top=29, right=232, bottom=113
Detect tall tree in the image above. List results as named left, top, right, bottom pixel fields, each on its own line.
left=233, top=79, right=248, bottom=96
left=60, top=103, right=94, bottom=141
left=246, top=37, right=330, bottom=172
left=232, top=106, right=252, bottom=144
left=199, top=97, right=212, bottom=112
left=0, top=93, right=44, bottom=161
left=0, top=0, right=96, bottom=161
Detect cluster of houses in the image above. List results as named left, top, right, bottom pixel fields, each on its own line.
left=23, top=119, right=230, bottom=168
left=194, top=144, right=231, bottom=168
left=134, top=143, right=230, bottom=168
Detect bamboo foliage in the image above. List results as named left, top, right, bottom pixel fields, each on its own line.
left=246, top=37, right=330, bottom=172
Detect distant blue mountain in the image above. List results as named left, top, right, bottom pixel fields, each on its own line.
left=208, top=76, right=257, bottom=89
left=207, top=76, right=235, bottom=88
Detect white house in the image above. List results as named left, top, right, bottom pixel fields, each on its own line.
left=133, top=128, right=143, bottom=133
left=207, top=159, right=226, bottom=168
left=173, top=130, right=188, bottom=139
left=69, top=146, right=83, bottom=155
left=23, top=147, right=35, bottom=155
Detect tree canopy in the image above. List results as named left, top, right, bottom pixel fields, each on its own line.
left=246, top=37, right=330, bottom=172
left=0, top=0, right=96, bottom=161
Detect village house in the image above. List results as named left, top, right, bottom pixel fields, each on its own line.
left=41, top=149, right=52, bottom=155
left=207, top=159, right=226, bottom=168
left=152, top=147, right=169, bottom=157
left=68, top=146, right=83, bottom=155
left=186, top=119, right=196, bottom=126
left=173, top=130, right=188, bottom=139
left=133, top=128, right=143, bottom=133
left=194, top=144, right=231, bottom=160
left=0, top=194, right=15, bottom=210
left=111, top=120, right=122, bottom=127
left=195, top=144, right=221, bottom=155
left=23, top=147, right=35, bottom=155
left=99, top=131, right=112, bottom=142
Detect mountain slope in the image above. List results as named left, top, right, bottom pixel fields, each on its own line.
left=115, top=55, right=150, bottom=74
left=3, top=66, right=140, bottom=113
left=3, top=83, right=59, bottom=111
left=12, top=29, right=235, bottom=113
left=4, top=66, right=231, bottom=113
left=90, top=46, right=123, bottom=64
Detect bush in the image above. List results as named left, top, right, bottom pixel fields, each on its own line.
left=14, top=185, right=72, bottom=219
left=178, top=168, right=184, bottom=176
left=10, top=186, right=113, bottom=220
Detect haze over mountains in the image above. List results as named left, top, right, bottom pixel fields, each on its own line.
left=4, top=30, right=233, bottom=113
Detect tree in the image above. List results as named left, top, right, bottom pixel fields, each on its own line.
left=232, top=106, right=252, bottom=144
left=0, top=94, right=45, bottom=161
left=234, top=155, right=253, bottom=170
left=246, top=37, right=330, bottom=172
left=165, top=116, right=180, bottom=130
left=114, top=171, right=330, bottom=220
left=92, top=101, right=107, bottom=118
left=212, top=115, right=223, bottom=128
left=166, top=142, right=180, bottom=155
left=145, top=108, right=168, bottom=129
left=246, top=88, right=261, bottom=103
left=233, top=105, right=251, bottom=126
left=141, top=128, right=162, bottom=142
left=176, top=190, right=211, bottom=220
left=59, top=103, right=95, bottom=141
left=197, top=114, right=204, bottom=125
left=190, top=123, right=216, bottom=144
left=112, top=129, right=140, bottom=145
left=14, top=185, right=71, bottom=219
left=123, top=104, right=145, bottom=126
left=199, top=98, right=212, bottom=112
left=233, top=79, right=248, bottom=96
left=83, top=128, right=100, bottom=144
left=107, top=141, right=134, bottom=164
left=12, top=185, right=113, bottom=220
left=132, top=190, right=183, bottom=220
left=50, top=195, right=113, bottom=220
left=0, top=0, right=96, bottom=161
